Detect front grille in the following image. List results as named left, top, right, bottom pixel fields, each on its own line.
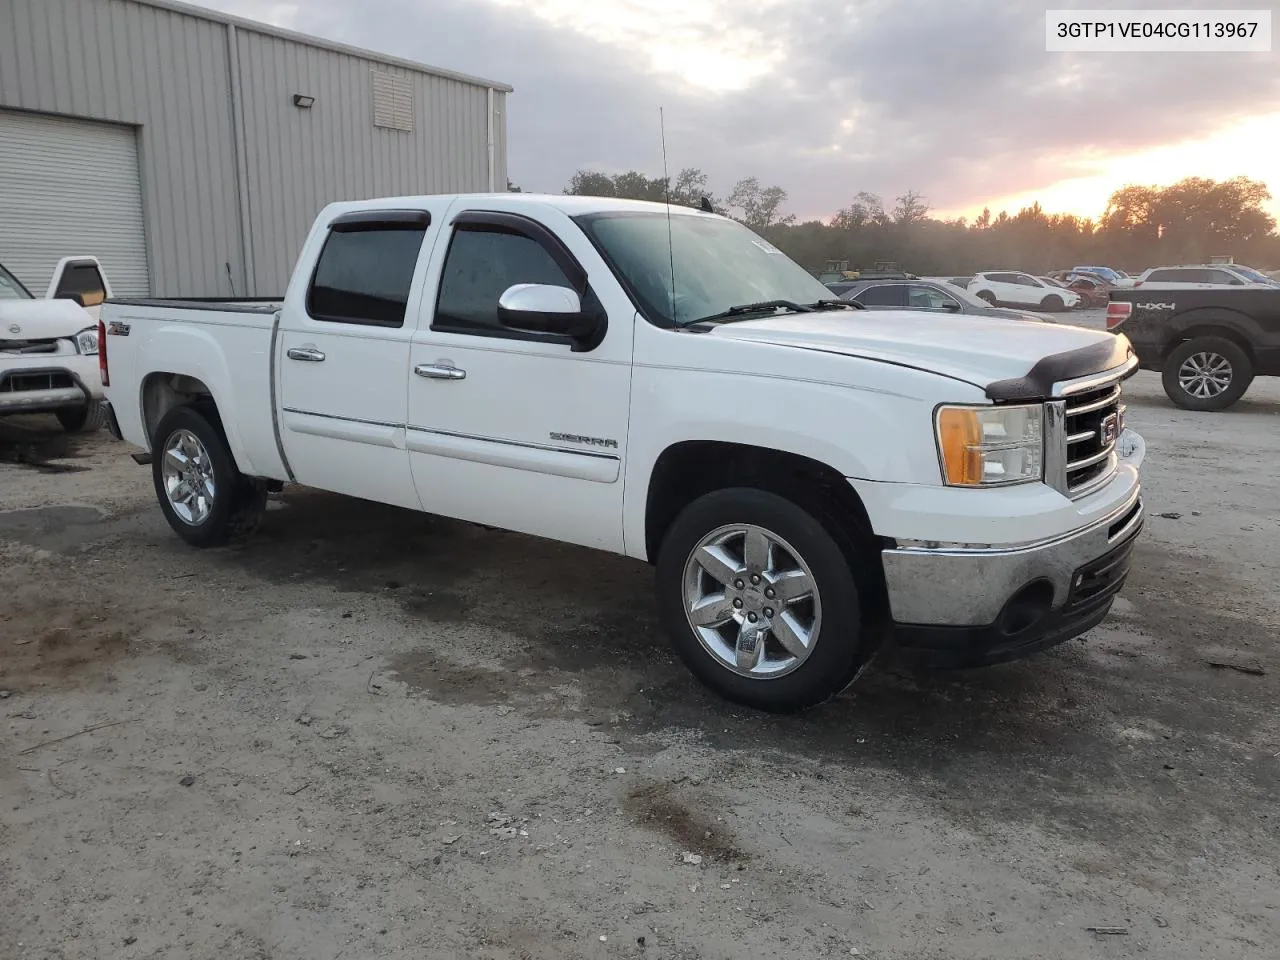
left=0, top=370, right=75, bottom=393
left=1062, top=381, right=1124, bottom=495
left=0, top=338, right=60, bottom=355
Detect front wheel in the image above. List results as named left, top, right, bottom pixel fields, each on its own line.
left=151, top=405, right=267, bottom=547
left=1161, top=337, right=1253, bottom=411
left=655, top=488, right=868, bottom=712
left=56, top=400, right=105, bottom=433
left=1041, top=294, right=1064, bottom=312
left=975, top=290, right=998, bottom=305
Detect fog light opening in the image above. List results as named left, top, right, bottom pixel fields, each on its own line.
left=998, top=580, right=1054, bottom=636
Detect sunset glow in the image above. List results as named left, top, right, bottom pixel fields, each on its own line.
left=937, top=112, right=1280, bottom=224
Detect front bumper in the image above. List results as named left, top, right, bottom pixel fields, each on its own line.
left=0, top=352, right=102, bottom=414
left=883, top=489, right=1143, bottom=668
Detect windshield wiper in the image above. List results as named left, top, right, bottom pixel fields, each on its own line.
left=681, top=299, right=815, bottom=327
left=805, top=298, right=865, bottom=311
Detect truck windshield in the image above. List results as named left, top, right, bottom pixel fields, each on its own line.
left=574, top=211, right=833, bottom=327
left=0, top=263, right=33, bottom=300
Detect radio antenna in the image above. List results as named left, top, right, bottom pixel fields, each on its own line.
left=659, top=107, right=677, bottom=322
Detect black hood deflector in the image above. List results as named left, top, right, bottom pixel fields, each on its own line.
left=985, top=334, right=1134, bottom=401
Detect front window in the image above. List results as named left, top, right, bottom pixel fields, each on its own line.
left=0, top=264, right=33, bottom=300
left=573, top=212, right=832, bottom=326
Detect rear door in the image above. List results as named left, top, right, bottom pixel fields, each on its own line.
left=275, top=205, right=449, bottom=510
left=405, top=200, right=635, bottom=552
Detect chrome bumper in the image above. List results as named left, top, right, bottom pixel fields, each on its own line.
left=881, top=489, right=1144, bottom=627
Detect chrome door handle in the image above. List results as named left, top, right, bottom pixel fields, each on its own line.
left=414, top=362, right=466, bottom=380
left=286, top=346, right=326, bottom=362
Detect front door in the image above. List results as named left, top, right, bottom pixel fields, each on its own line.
left=405, top=202, right=635, bottom=553
left=276, top=207, right=444, bottom=510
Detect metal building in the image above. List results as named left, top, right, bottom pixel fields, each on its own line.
left=0, top=0, right=511, bottom=298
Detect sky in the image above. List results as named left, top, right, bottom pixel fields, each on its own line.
left=203, top=0, right=1280, bottom=225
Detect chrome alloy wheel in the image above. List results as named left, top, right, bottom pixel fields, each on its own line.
left=681, top=523, right=822, bottom=679
left=162, top=429, right=217, bottom=525
left=1178, top=351, right=1233, bottom=399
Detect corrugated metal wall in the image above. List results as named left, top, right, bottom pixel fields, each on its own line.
left=234, top=29, right=506, bottom=295
left=0, top=0, right=509, bottom=298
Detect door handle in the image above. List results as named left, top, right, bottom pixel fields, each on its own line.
left=414, top=362, right=466, bottom=381
left=287, top=346, right=326, bottom=362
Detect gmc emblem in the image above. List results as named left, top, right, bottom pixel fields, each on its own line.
left=1101, top=412, right=1119, bottom=445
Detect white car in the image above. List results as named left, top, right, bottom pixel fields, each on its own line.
left=1134, top=264, right=1280, bottom=289
left=100, top=193, right=1145, bottom=712
left=968, top=272, right=1082, bottom=311
left=0, top=257, right=112, bottom=432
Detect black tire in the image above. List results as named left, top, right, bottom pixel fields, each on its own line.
left=151, top=404, right=267, bottom=547
left=1041, top=294, right=1064, bottom=312
left=975, top=290, right=998, bottom=305
left=56, top=400, right=105, bottom=433
left=1161, top=336, right=1254, bottom=412
left=655, top=487, right=869, bottom=713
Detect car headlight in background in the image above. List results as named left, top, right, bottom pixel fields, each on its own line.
left=74, top=326, right=99, bottom=355
left=936, top=404, right=1043, bottom=486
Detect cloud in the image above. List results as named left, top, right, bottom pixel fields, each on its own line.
left=197, top=0, right=1280, bottom=221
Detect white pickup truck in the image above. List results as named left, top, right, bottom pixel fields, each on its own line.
left=1, top=256, right=113, bottom=431
left=100, top=194, right=1145, bottom=711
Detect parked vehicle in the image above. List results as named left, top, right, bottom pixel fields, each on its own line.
left=0, top=257, right=113, bottom=431
left=1053, top=273, right=1112, bottom=309
left=1107, top=286, right=1280, bottom=410
left=842, top=278, right=1047, bottom=322
left=968, top=272, right=1082, bottom=311
left=1073, top=266, right=1137, bottom=288
left=101, top=194, right=1146, bottom=712
left=1134, top=263, right=1280, bottom=289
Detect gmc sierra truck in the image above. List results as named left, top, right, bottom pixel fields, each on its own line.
left=1107, top=286, right=1280, bottom=411
left=99, top=194, right=1146, bottom=712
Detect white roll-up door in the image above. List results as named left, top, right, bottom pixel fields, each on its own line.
left=0, top=110, right=151, bottom=297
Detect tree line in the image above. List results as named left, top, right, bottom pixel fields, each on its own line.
left=521, top=171, right=1280, bottom=275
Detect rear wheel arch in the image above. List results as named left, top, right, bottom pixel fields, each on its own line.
left=141, top=372, right=218, bottom=446
left=1162, top=312, right=1257, bottom=363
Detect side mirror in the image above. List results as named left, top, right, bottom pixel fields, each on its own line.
left=943, top=301, right=962, bottom=311
left=497, top=283, right=600, bottom=342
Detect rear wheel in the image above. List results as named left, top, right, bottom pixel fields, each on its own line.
left=656, top=487, right=869, bottom=712
left=56, top=400, right=104, bottom=433
left=1162, top=337, right=1253, bottom=411
left=151, top=405, right=267, bottom=547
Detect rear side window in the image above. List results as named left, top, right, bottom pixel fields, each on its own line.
left=1146, top=269, right=1178, bottom=282
left=853, top=284, right=906, bottom=307
left=434, top=226, right=575, bottom=334
left=53, top=261, right=108, bottom=307
left=307, top=221, right=427, bottom=327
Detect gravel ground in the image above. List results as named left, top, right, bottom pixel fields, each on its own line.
left=1, top=358, right=1277, bottom=960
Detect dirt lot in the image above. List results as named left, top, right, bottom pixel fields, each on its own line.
left=2, top=364, right=1278, bottom=960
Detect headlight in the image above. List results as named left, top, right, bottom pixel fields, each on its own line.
left=74, top=326, right=99, bottom=355
left=935, top=404, right=1043, bottom=486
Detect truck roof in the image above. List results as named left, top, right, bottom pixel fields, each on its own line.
left=318, top=193, right=723, bottom=220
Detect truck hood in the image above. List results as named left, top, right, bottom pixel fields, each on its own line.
left=0, top=298, right=94, bottom=342
left=708, top=310, right=1132, bottom=399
